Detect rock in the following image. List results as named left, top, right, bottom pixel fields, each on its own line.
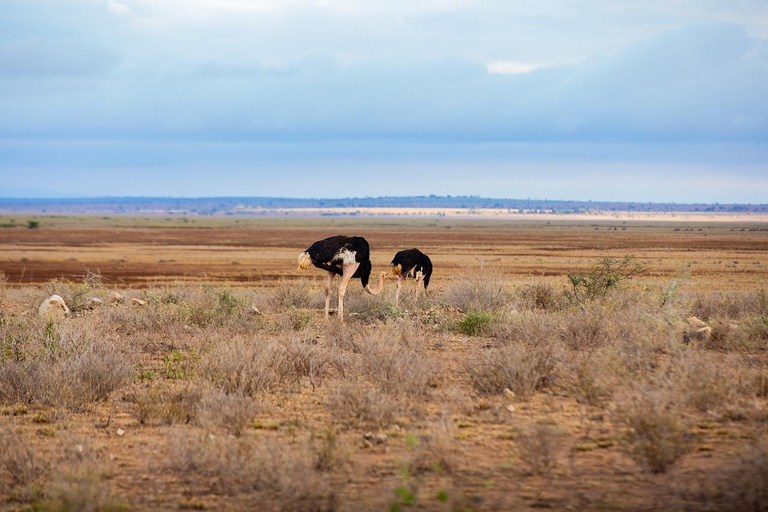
left=686, top=316, right=708, bottom=329
left=109, top=292, right=125, bottom=304
left=84, top=297, right=104, bottom=310
left=683, top=316, right=712, bottom=344
left=38, top=295, right=70, bottom=320
left=116, top=428, right=125, bottom=437
left=251, top=306, right=263, bottom=316
left=131, top=298, right=147, bottom=306
left=506, top=404, right=516, bottom=413
left=503, top=388, right=515, bottom=399
left=363, top=432, right=388, bottom=445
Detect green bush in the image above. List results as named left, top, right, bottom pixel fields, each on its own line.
left=455, top=310, right=495, bottom=336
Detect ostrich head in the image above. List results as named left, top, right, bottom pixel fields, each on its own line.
left=297, top=252, right=312, bottom=270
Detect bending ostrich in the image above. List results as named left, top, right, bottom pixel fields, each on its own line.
left=297, top=235, right=387, bottom=322
left=390, top=248, right=433, bottom=306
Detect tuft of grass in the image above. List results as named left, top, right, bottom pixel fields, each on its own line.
left=617, top=387, right=693, bottom=473
left=518, top=422, right=564, bottom=476
left=465, top=341, right=558, bottom=399
left=455, top=310, right=495, bottom=336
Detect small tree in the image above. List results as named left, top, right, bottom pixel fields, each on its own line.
left=27, top=220, right=40, bottom=229
left=566, top=255, right=645, bottom=304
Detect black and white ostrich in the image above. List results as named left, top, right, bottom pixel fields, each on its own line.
left=297, top=235, right=387, bottom=322
left=390, top=248, right=433, bottom=306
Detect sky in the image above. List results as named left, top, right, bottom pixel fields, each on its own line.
left=1, top=0, right=767, bottom=202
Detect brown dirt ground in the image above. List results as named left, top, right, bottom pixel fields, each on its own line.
left=1, top=216, right=767, bottom=290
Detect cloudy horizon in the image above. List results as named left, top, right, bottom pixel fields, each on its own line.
left=1, top=1, right=767, bottom=202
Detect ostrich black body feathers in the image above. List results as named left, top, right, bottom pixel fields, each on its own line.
left=391, top=248, right=433, bottom=289
left=303, top=235, right=373, bottom=288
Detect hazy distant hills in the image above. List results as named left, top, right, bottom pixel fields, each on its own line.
left=0, top=196, right=766, bottom=215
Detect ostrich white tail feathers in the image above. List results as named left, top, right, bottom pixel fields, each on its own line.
left=365, top=271, right=387, bottom=295
left=297, top=252, right=312, bottom=270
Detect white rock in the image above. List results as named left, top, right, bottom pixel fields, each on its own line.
left=116, top=428, right=125, bottom=437
left=85, top=297, right=104, bottom=310
left=38, top=295, right=70, bottom=320
left=109, top=292, right=125, bottom=304
left=131, top=298, right=147, bottom=306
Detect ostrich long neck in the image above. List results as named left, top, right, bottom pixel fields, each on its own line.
left=365, top=272, right=386, bottom=295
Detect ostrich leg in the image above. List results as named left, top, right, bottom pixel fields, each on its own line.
left=415, top=271, right=425, bottom=297
left=395, top=275, right=404, bottom=306
left=324, top=271, right=336, bottom=320
left=337, top=262, right=360, bottom=322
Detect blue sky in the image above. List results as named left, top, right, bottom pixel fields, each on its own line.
left=1, top=0, right=767, bottom=201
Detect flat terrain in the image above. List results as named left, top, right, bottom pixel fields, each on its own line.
left=1, top=215, right=767, bottom=290
left=1, top=214, right=767, bottom=511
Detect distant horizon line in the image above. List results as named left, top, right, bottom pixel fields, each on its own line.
left=1, top=195, right=766, bottom=207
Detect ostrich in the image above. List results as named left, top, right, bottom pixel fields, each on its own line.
left=390, top=248, right=433, bottom=306
left=297, top=235, right=387, bottom=322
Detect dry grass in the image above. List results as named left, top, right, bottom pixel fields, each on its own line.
left=465, top=341, right=559, bottom=399
left=616, top=386, right=693, bottom=473
left=1, top=246, right=767, bottom=510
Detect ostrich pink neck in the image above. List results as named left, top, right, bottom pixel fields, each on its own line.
left=365, top=271, right=387, bottom=295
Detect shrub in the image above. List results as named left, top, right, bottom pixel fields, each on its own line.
left=455, top=310, right=495, bottom=336
left=198, top=389, right=258, bottom=436
left=515, top=282, right=568, bottom=311
left=359, top=333, right=437, bottom=396
left=268, top=279, right=313, bottom=310
left=616, top=388, right=692, bottom=473
left=443, top=262, right=508, bottom=312
left=566, top=255, right=645, bottom=304
left=403, top=418, right=460, bottom=475
left=0, top=428, right=49, bottom=489
left=327, top=381, right=398, bottom=427
left=465, top=342, right=558, bottom=399
left=199, top=337, right=291, bottom=395
left=518, top=422, right=564, bottom=476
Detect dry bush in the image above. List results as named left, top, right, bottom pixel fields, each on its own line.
left=200, top=336, right=335, bottom=395
left=515, top=282, right=569, bottom=312
left=199, top=337, right=290, bottom=395
left=566, top=349, right=620, bottom=406
left=312, top=425, right=351, bottom=472
left=341, top=287, right=393, bottom=322
left=175, top=285, right=253, bottom=328
left=358, top=327, right=437, bottom=396
left=128, top=384, right=201, bottom=425
left=197, top=389, right=258, bottom=436
left=167, top=432, right=338, bottom=510
left=0, top=317, right=134, bottom=410
left=489, top=310, right=558, bottom=345
left=685, top=441, right=768, bottom=512
left=45, top=461, right=129, bottom=512
left=273, top=307, right=314, bottom=332
left=327, top=381, right=398, bottom=427
left=616, top=386, right=692, bottom=473
left=466, top=341, right=558, bottom=399
left=518, top=422, right=564, bottom=476
left=404, top=417, right=460, bottom=475
left=442, top=262, right=508, bottom=312
left=0, top=428, right=49, bottom=489
left=688, top=291, right=768, bottom=321
left=267, top=279, right=314, bottom=310
left=672, top=350, right=733, bottom=412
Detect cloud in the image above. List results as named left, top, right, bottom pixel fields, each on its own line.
left=487, top=62, right=545, bottom=75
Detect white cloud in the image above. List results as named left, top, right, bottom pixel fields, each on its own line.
left=108, top=1, right=132, bottom=17
left=486, top=61, right=544, bottom=75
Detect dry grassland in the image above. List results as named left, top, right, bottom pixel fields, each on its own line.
left=0, top=215, right=767, bottom=511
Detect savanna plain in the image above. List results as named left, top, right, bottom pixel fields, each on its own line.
left=1, top=214, right=767, bottom=511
